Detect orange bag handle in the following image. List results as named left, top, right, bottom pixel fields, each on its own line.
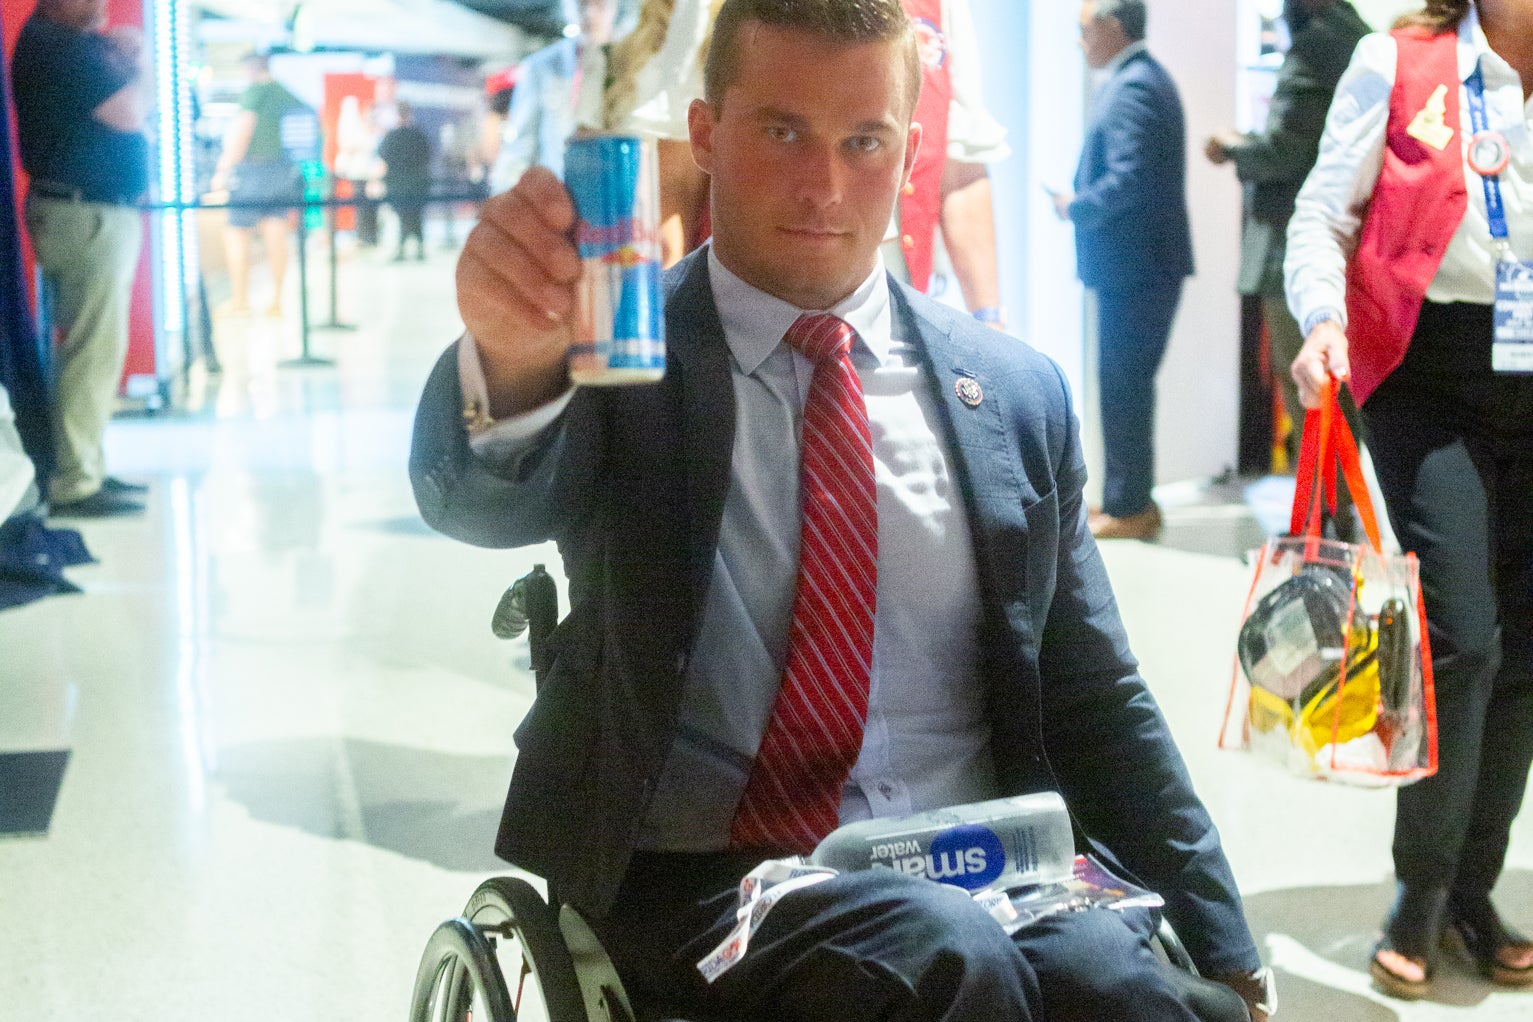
left=1289, top=378, right=1384, bottom=554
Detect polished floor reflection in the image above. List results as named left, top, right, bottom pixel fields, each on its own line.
left=1, top=238, right=1529, bottom=1021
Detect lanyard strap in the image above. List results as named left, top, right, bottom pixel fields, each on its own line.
left=1465, top=63, right=1511, bottom=243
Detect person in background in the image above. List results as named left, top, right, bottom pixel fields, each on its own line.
left=11, top=0, right=150, bottom=518
left=334, top=94, right=381, bottom=248
left=1206, top=0, right=1369, bottom=528
left=1285, top=0, right=1533, bottom=998
left=378, top=101, right=435, bottom=262
left=210, top=52, right=307, bottom=318
left=0, top=382, right=91, bottom=611
left=474, top=68, right=517, bottom=185
left=413, top=1, right=1273, bottom=1018
left=489, top=0, right=622, bottom=192
left=891, top=0, right=1009, bottom=329
left=1051, top=0, right=1193, bottom=542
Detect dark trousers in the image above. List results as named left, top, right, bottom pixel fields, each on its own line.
left=1095, top=281, right=1183, bottom=518
left=588, top=851, right=1247, bottom=1022
left=348, top=182, right=379, bottom=247
left=391, top=201, right=425, bottom=249
left=1362, top=301, right=1533, bottom=900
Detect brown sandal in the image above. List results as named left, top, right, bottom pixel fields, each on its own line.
left=1370, top=938, right=1432, bottom=999
left=1369, top=883, right=1447, bottom=999
left=1442, top=908, right=1533, bottom=986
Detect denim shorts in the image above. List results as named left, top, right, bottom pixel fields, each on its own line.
left=228, top=161, right=300, bottom=228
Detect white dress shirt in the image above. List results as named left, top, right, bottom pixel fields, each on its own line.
left=1286, top=7, right=1533, bottom=333
left=460, top=247, right=997, bottom=851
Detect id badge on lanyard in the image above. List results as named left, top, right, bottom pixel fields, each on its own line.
left=1467, top=65, right=1533, bottom=371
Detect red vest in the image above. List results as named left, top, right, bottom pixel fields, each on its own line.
left=1344, top=27, right=1467, bottom=404
left=899, top=0, right=952, bottom=292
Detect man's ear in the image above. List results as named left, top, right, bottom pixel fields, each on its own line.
left=688, top=98, right=717, bottom=176
left=901, top=121, right=923, bottom=190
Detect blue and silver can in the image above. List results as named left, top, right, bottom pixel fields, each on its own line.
left=564, top=133, right=666, bottom=385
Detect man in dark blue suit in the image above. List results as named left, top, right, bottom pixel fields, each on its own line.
left=1052, top=0, right=1193, bottom=541
left=413, top=1, right=1267, bottom=1018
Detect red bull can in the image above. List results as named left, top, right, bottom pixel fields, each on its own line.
left=565, top=133, right=666, bottom=385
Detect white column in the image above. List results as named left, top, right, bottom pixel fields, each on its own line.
left=1147, top=3, right=1242, bottom=485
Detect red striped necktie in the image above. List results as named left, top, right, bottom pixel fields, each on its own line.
left=729, top=313, right=879, bottom=854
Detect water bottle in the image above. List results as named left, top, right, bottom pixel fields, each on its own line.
left=810, top=793, right=1076, bottom=894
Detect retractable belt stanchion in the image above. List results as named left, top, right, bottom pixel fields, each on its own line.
left=314, top=199, right=357, bottom=334
left=280, top=196, right=333, bottom=367
left=143, top=188, right=488, bottom=372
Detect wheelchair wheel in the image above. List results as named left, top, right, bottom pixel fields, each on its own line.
left=409, top=917, right=515, bottom=1022
left=463, top=876, right=590, bottom=1022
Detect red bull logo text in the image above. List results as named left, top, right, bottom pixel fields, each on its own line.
left=565, top=133, right=666, bottom=385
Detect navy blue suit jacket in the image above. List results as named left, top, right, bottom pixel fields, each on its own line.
left=1070, top=49, right=1194, bottom=290
left=410, top=250, right=1258, bottom=976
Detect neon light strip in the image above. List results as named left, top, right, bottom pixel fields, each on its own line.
left=175, top=0, right=198, bottom=307
left=152, top=0, right=198, bottom=342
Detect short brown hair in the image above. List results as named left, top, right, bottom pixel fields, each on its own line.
left=703, top=0, right=921, bottom=117
left=1393, top=0, right=1469, bottom=32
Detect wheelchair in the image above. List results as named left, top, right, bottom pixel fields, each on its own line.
left=408, top=570, right=1204, bottom=1022
left=410, top=867, right=1203, bottom=1022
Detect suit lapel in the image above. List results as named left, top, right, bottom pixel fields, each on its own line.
left=890, top=280, right=1017, bottom=494
left=666, top=253, right=737, bottom=612
left=888, top=281, right=1030, bottom=623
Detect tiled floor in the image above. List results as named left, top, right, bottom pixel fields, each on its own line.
left=1, top=234, right=1528, bottom=1020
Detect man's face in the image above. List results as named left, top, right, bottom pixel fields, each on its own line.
left=1078, top=3, right=1125, bottom=70
left=45, top=0, right=107, bottom=31
left=688, top=22, right=920, bottom=311
left=580, top=0, right=618, bottom=46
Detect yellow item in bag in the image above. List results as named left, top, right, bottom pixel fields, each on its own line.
left=1249, top=624, right=1381, bottom=765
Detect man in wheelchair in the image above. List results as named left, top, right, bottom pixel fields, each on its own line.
left=411, top=0, right=1274, bottom=1017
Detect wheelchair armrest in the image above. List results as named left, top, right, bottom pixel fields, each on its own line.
left=1155, top=915, right=1197, bottom=975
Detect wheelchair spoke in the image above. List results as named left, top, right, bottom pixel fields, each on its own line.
left=514, top=958, right=531, bottom=1013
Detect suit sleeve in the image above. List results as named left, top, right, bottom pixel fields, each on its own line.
left=1067, top=77, right=1176, bottom=231
left=1033, top=361, right=1261, bottom=976
left=409, top=340, right=598, bottom=551
left=1225, top=37, right=1339, bottom=185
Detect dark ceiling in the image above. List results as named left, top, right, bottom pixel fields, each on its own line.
left=454, top=0, right=569, bottom=39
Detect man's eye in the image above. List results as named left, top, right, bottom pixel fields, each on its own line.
left=767, top=126, right=798, bottom=143
left=849, top=136, right=883, bottom=153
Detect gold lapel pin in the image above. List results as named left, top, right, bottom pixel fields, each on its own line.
left=955, top=377, right=984, bottom=408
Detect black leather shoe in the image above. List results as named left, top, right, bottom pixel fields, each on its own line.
left=50, top=490, right=145, bottom=518
left=101, top=476, right=148, bottom=495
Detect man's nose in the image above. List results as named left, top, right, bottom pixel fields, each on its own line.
left=794, top=142, right=845, bottom=209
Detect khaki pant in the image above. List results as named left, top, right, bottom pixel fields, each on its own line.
left=25, top=196, right=143, bottom=503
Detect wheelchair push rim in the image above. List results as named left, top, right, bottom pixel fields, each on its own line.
left=409, top=917, right=516, bottom=1022
left=464, top=876, right=590, bottom=1022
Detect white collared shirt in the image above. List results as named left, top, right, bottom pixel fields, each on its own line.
left=459, top=246, right=996, bottom=851
left=1286, top=7, right=1533, bottom=331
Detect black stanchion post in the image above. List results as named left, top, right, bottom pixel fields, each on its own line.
left=281, top=196, right=334, bottom=368
left=315, top=199, right=356, bottom=332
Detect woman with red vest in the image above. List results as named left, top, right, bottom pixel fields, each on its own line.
left=1286, top=0, right=1533, bottom=999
